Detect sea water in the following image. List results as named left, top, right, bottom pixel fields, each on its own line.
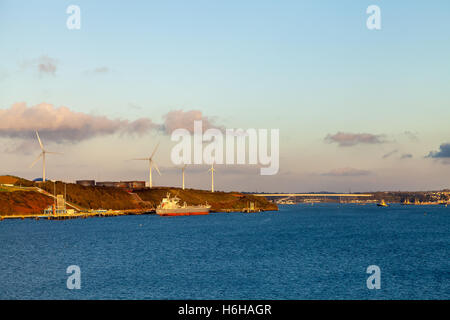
left=0, top=203, right=448, bottom=299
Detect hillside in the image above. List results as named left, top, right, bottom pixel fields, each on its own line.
left=0, top=176, right=277, bottom=215
left=0, top=190, right=53, bottom=216
left=36, top=181, right=143, bottom=210
left=0, top=175, right=19, bottom=185
left=0, top=175, right=35, bottom=187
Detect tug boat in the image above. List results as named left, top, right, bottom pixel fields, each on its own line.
left=377, top=199, right=389, bottom=207
left=156, top=193, right=210, bottom=216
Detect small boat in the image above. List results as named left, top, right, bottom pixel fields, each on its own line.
left=377, top=199, right=389, bottom=207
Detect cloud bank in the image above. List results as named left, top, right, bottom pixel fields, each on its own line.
left=0, top=103, right=222, bottom=154
left=427, top=143, right=450, bottom=158
left=325, top=132, right=386, bottom=147
left=0, top=102, right=159, bottom=142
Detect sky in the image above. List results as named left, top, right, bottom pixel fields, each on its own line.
left=1, top=0, right=450, bottom=192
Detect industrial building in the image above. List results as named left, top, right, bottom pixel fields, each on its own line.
left=75, top=180, right=95, bottom=187
left=95, top=181, right=118, bottom=188
left=44, top=194, right=74, bottom=215
left=124, top=181, right=146, bottom=189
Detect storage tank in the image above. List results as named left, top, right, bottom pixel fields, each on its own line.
left=76, top=180, right=96, bottom=187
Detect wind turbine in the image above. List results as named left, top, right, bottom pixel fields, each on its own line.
left=29, top=131, right=62, bottom=182
left=131, top=142, right=161, bottom=188
left=181, top=164, right=187, bottom=190
left=208, top=163, right=216, bottom=193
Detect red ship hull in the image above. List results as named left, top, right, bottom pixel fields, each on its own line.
left=157, top=211, right=210, bottom=216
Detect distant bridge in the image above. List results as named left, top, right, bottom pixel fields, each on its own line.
left=252, top=193, right=373, bottom=197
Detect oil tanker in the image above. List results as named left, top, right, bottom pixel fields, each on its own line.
left=156, top=193, right=210, bottom=216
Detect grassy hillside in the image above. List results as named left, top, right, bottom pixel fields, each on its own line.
left=0, top=175, right=19, bottom=185
left=0, top=191, right=53, bottom=215
left=0, top=175, right=35, bottom=187
left=136, top=187, right=278, bottom=212
left=37, top=181, right=142, bottom=210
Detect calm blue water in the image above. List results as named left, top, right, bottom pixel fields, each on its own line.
left=0, top=204, right=448, bottom=299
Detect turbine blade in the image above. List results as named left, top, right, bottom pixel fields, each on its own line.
left=131, top=158, right=149, bottom=161
left=45, top=151, right=63, bottom=155
left=36, top=131, right=44, bottom=150
left=29, top=153, right=42, bottom=168
left=153, top=162, right=161, bottom=176
left=150, top=141, right=160, bottom=159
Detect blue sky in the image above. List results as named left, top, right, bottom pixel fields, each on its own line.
left=1, top=1, right=450, bottom=192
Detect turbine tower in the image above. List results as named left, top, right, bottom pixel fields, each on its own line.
left=29, top=131, right=62, bottom=182
left=208, top=163, right=216, bottom=193
left=131, top=142, right=161, bottom=188
left=181, top=164, right=187, bottom=190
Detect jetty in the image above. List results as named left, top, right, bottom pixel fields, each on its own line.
left=0, top=209, right=154, bottom=221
